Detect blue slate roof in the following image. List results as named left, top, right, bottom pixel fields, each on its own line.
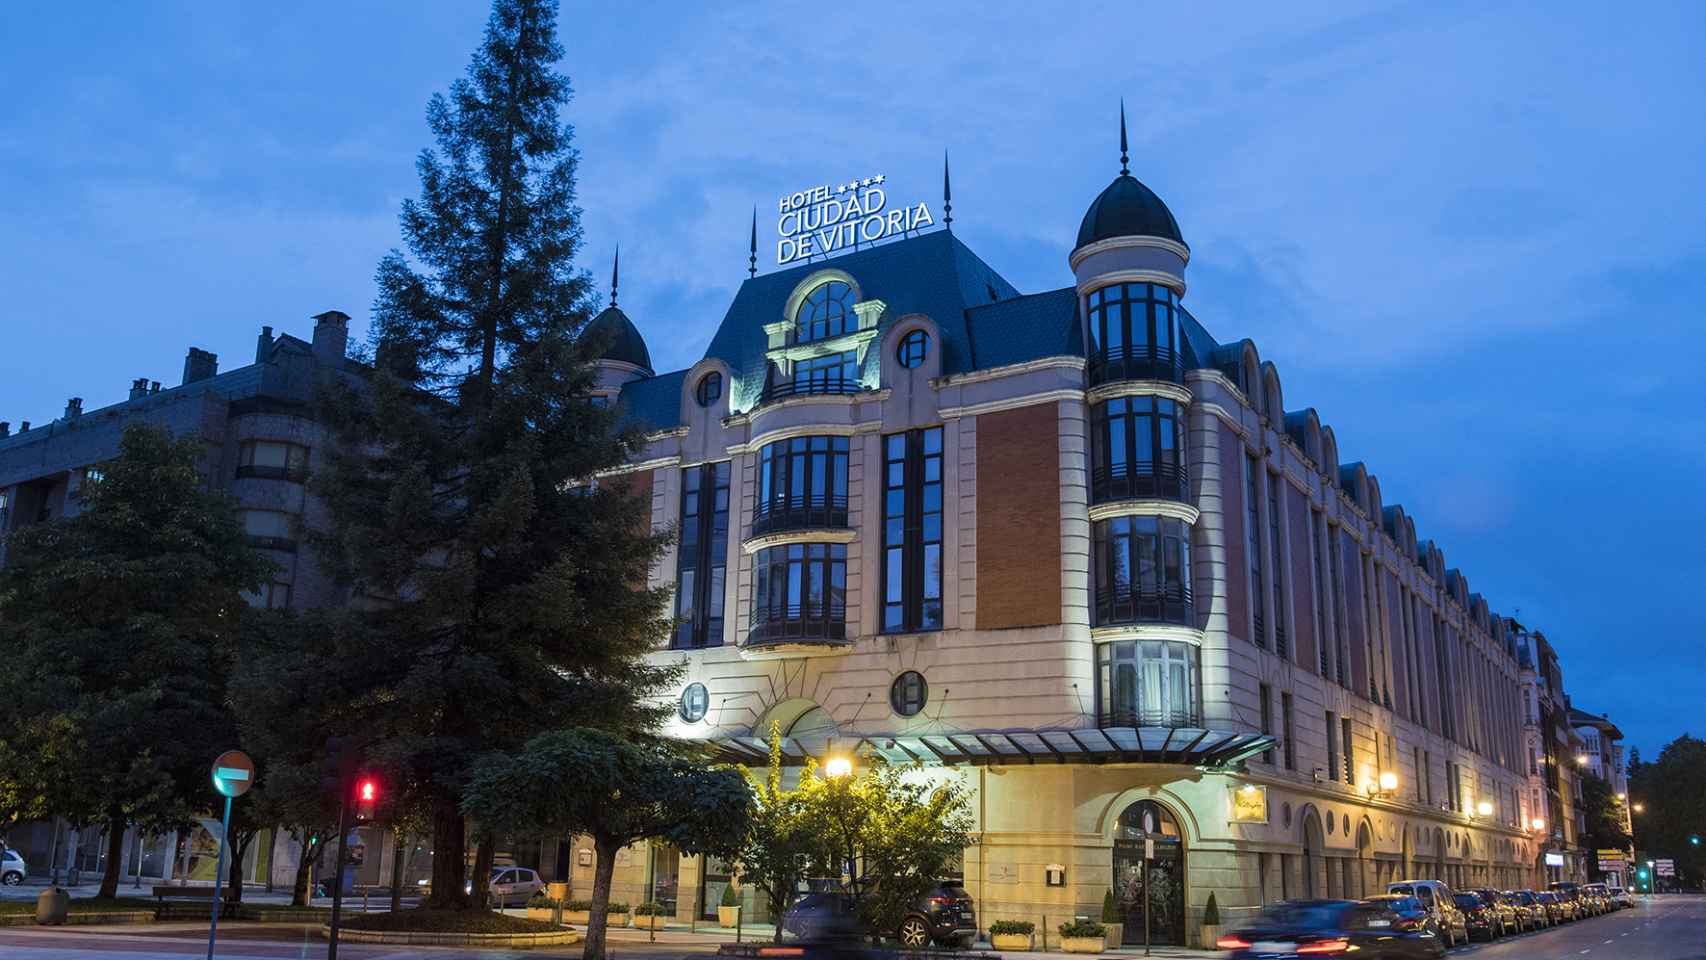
left=615, top=369, right=685, bottom=434
left=963, top=287, right=1081, bottom=370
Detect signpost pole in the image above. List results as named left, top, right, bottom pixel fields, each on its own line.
left=327, top=786, right=352, bottom=960
left=1142, top=852, right=1151, bottom=957
left=205, top=793, right=232, bottom=960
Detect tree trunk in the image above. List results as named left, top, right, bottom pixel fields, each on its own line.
left=427, top=795, right=467, bottom=908
left=470, top=830, right=496, bottom=909
left=290, top=836, right=320, bottom=908
left=583, top=835, right=620, bottom=960
left=97, top=815, right=126, bottom=899
left=226, top=831, right=255, bottom=903
left=390, top=829, right=406, bottom=912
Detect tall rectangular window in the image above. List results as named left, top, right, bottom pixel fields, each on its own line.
left=1268, top=472, right=1287, bottom=658
left=1327, top=710, right=1340, bottom=781
left=882, top=427, right=944, bottom=633
left=1342, top=716, right=1356, bottom=785
left=1328, top=525, right=1348, bottom=687
left=1311, top=509, right=1329, bottom=677
left=1281, top=692, right=1296, bottom=770
left=1260, top=684, right=1274, bottom=764
left=1247, top=458, right=1265, bottom=647
left=673, top=461, right=730, bottom=649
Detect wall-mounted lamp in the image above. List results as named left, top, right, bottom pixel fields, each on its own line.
left=1379, top=771, right=1400, bottom=794
left=1529, top=817, right=1546, bottom=833
left=1475, top=800, right=1494, bottom=818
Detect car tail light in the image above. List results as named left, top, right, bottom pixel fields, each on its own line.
left=1297, top=940, right=1350, bottom=955
left=928, top=896, right=954, bottom=906
left=1215, top=936, right=1251, bottom=949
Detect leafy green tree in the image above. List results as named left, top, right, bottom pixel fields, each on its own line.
left=728, top=727, right=827, bottom=943
left=799, top=753, right=977, bottom=941
left=463, top=730, right=752, bottom=960
left=306, top=0, right=674, bottom=910
left=1578, top=771, right=1632, bottom=878
left=0, top=423, right=270, bottom=898
left=1629, top=734, right=1706, bottom=887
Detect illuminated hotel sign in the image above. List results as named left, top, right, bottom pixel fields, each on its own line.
left=776, top=174, right=934, bottom=265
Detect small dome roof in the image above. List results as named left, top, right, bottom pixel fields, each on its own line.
left=1075, top=173, right=1185, bottom=250
left=584, top=305, right=652, bottom=372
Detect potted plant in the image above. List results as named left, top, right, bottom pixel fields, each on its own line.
left=564, top=899, right=593, bottom=925
left=1199, top=892, right=1223, bottom=949
left=605, top=901, right=631, bottom=928
left=989, top=920, right=1036, bottom=951
left=1101, top=889, right=1124, bottom=947
left=1057, top=919, right=1106, bottom=954
left=717, top=885, right=742, bottom=928
left=633, top=901, right=668, bottom=930
left=526, top=891, right=561, bottom=922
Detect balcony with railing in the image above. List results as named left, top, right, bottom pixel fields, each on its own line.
left=751, top=495, right=849, bottom=539
left=759, top=376, right=863, bottom=405
left=1094, top=582, right=1194, bottom=628
left=744, top=603, right=849, bottom=657
left=1098, top=704, right=1204, bottom=729
left=1090, top=460, right=1190, bottom=504
left=1088, top=344, right=1185, bottom=388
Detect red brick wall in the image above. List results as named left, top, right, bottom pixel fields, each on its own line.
left=976, top=404, right=1062, bottom=629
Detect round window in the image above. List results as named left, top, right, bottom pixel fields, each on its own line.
left=695, top=372, right=722, bottom=408
left=679, top=682, right=708, bottom=723
left=896, top=329, right=929, bottom=368
left=889, top=671, right=928, bottom=717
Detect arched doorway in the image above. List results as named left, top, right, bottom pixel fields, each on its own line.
left=1354, top=821, right=1375, bottom=897
left=1400, top=825, right=1414, bottom=881
left=1112, top=800, right=1185, bottom=946
left=1300, top=807, right=1325, bottom=898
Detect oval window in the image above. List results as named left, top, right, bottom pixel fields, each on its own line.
left=897, top=329, right=929, bottom=368
left=695, top=372, right=722, bottom=408
left=889, top=671, right=928, bottom=717
left=679, top=682, right=709, bottom=723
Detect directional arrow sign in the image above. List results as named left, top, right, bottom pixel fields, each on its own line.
left=210, top=750, right=256, bottom=798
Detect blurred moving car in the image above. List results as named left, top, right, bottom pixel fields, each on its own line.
left=785, top=884, right=977, bottom=948
left=1453, top=892, right=1506, bottom=941
left=1216, top=900, right=1446, bottom=959
left=1503, top=890, right=1549, bottom=929
left=1358, top=895, right=1439, bottom=937
left=1386, top=881, right=1467, bottom=948
left=0, top=846, right=25, bottom=886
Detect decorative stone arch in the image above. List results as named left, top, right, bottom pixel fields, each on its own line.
left=1354, top=818, right=1376, bottom=897
left=1319, top=426, right=1340, bottom=485
left=1432, top=827, right=1448, bottom=884
left=1096, top=786, right=1204, bottom=847
left=781, top=267, right=865, bottom=328
left=679, top=355, right=735, bottom=423
left=751, top=697, right=840, bottom=754
left=1365, top=474, right=1383, bottom=522
left=1260, top=361, right=1283, bottom=423
left=1104, top=795, right=1191, bottom=947
left=1400, top=823, right=1415, bottom=880
left=1298, top=804, right=1327, bottom=898
left=1239, top=340, right=1262, bottom=409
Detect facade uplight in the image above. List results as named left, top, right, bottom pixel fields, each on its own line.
left=1378, top=771, right=1400, bottom=794
left=1530, top=817, right=1546, bottom=832
left=824, top=756, right=853, bottom=779
left=1476, top=800, right=1494, bottom=817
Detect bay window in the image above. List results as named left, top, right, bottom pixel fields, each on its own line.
left=1089, top=395, right=1187, bottom=502
left=750, top=542, right=847, bottom=645
left=754, top=436, right=848, bottom=535
left=1092, top=514, right=1193, bottom=626
left=1086, top=282, right=1183, bottom=385
left=1096, top=639, right=1200, bottom=727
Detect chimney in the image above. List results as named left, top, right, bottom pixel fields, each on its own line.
left=129, top=378, right=150, bottom=401
left=182, top=348, right=218, bottom=385
left=149, top=381, right=160, bottom=394
left=20, top=421, right=30, bottom=432
left=312, top=310, right=350, bottom=365
left=64, top=397, right=83, bottom=420
left=0, top=422, right=9, bottom=438
left=256, top=325, right=274, bottom=363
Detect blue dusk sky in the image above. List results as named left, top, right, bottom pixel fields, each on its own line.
left=2, top=3, right=1701, bottom=756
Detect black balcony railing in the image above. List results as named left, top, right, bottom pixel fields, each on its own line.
left=1090, top=461, right=1190, bottom=503
left=761, top=377, right=863, bottom=404
left=1098, top=705, right=1203, bottom=729
left=751, top=495, right=849, bottom=538
left=236, top=464, right=309, bottom=483
left=746, top=606, right=848, bottom=648
left=245, top=535, right=298, bottom=554
left=1094, top=583, right=1194, bottom=628
left=1088, top=344, right=1185, bottom=387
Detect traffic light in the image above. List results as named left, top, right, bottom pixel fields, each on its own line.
left=1691, top=835, right=1700, bottom=846
left=354, top=777, right=379, bottom=822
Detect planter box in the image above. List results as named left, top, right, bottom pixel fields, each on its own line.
left=1102, top=922, right=1123, bottom=946
left=564, top=910, right=590, bottom=925
left=632, top=914, right=666, bottom=930
left=527, top=907, right=558, bottom=922
left=991, top=932, right=1034, bottom=951
left=1200, top=923, right=1224, bottom=949
left=718, top=906, right=741, bottom=928
left=1060, top=935, right=1106, bottom=954
left=607, top=912, right=630, bottom=928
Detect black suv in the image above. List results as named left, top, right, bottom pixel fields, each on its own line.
left=785, top=884, right=977, bottom=948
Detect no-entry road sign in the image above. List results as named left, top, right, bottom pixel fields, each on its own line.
left=210, top=750, right=255, bottom=798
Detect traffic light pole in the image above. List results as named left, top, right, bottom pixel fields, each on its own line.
left=205, top=793, right=232, bottom=960
left=326, top=783, right=353, bottom=960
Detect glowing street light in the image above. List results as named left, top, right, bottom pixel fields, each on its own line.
left=1476, top=800, right=1494, bottom=818
left=1633, top=803, right=1645, bottom=813
left=1576, top=754, right=1591, bottom=766
left=824, top=756, right=853, bottom=779
left=1530, top=817, right=1546, bottom=832
left=1379, top=771, right=1400, bottom=794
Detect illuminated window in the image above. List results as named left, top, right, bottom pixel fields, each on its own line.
left=896, top=329, right=929, bottom=368
left=238, top=440, right=309, bottom=481
left=695, top=372, right=722, bottom=408
left=796, top=281, right=856, bottom=343
left=1097, top=639, right=1199, bottom=727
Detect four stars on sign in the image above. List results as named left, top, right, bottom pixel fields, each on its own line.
left=834, top=174, right=886, bottom=195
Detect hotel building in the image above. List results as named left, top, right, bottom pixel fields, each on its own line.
left=581, top=140, right=1548, bottom=944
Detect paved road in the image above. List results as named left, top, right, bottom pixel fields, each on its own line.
left=1436, top=895, right=1706, bottom=960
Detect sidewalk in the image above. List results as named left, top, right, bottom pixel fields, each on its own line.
left=595, top=923, right=1216, bottom=958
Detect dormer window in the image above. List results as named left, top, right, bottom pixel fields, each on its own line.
left=797, top=281, right=855, bottom=343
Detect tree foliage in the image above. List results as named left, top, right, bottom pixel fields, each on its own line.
left=1629, top=734, right=1706, bottom=887
left=0, top=422, right=269, bottom=897
left=1578, top=771, right=1632, bottom=879
left=730, top=727, right=823, bottom=942
left=304, top=0, right=674, bottom=908
left=463, top=730, right=752, bottom=960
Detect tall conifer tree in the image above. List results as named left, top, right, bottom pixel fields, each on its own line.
left=310, top=0, right=674, bottom=908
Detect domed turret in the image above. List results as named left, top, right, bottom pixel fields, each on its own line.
left=1069, top=102, right=1190, bottom=297
left=1076, top=173, right=1184, bottom=249
left=585, top=245, right=653, bottom=374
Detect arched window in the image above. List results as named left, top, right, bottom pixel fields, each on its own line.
left=896, top=329, right=929, bottom=368
left=1086, top=282, right=1182, bottom=385
left=695, top=371, right=723, bottom=407
left=797, top=281, right=856, bottom=343
left=890, top=671, right=928, bottom=716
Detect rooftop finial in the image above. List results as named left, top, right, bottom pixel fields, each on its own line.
left=748, top=206, right=758, bottom=278
left=610, top=244, right=620, bottom=307
left=943, top=150, right=953, bottom=231
left=1119, top=98, right=1129, bottom=175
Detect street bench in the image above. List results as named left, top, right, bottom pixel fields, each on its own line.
left=152, top=885, right=220, bottom=903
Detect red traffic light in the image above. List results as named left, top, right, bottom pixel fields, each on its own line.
left=359, top=780, right=377, bottom=802
left=353, top=776, right=380, bottom=822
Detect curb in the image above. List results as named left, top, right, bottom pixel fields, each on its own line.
left=0, top=911, right=156, bottom=927
left=318, top=923, right=582, bottom=946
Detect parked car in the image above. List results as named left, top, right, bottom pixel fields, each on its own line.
left=1359, top=895, right=1442, bottom=939
left=0, top=846, right=25, bottom=885
left=1387, top=881, right=1467, bottom=948
left=1609, top=886, right=1635, bottom=908
left=1583, top=883, right=1613, bottom=912
left=1453, top=892, right=1506, bottom=941
left=784, top=884, right=977, bottom=948
left=1548, top=882, right=1585, bottom=919
left=1216, top=899, right=1445, bottom=960
left=1535, top=890, right=1569, bottom=924
left=1472, top=889, right=1522, bottom=933
left=1503, top=890, right=1549, bottom=929
left=465, top=866, right=547, bottom=908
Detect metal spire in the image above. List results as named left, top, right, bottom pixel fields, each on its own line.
left=1119, top=98, right=1129, bottom=174
left=943, top=150, right=953, bottom=230
left=610, top=244, right=619, bottom=307
left=748, top=206, right=758, bottom=278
